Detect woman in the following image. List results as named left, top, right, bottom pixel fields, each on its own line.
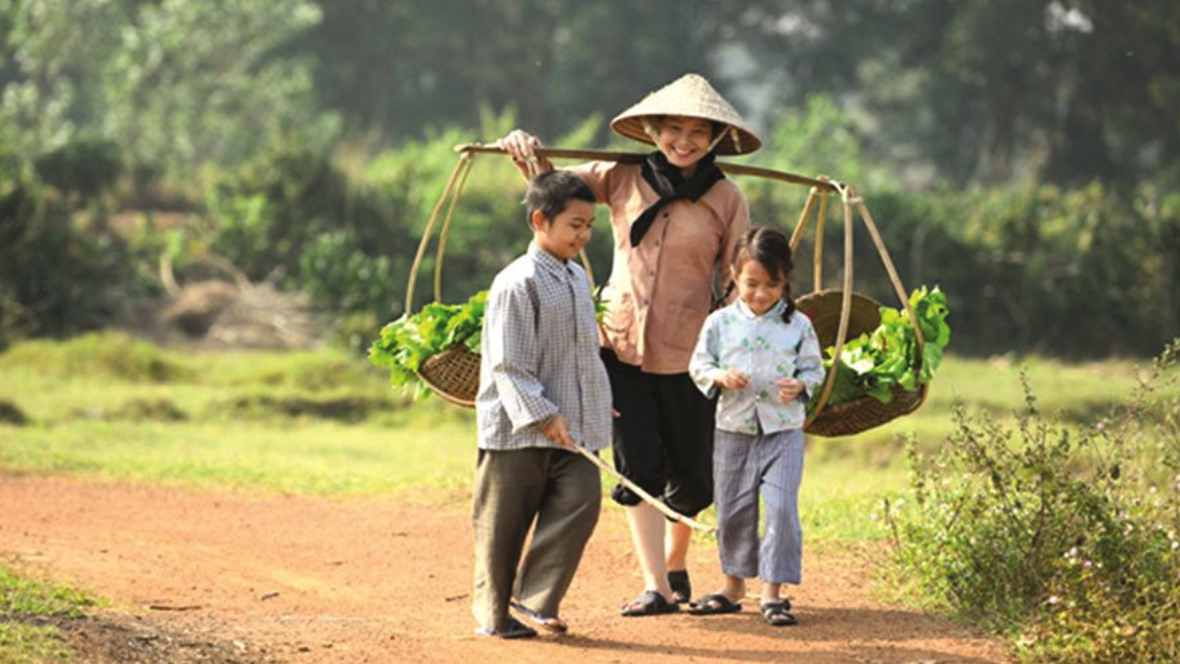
left=498, top=73, right=761, bottom=616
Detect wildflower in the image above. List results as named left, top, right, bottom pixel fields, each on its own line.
left=1049, top=595, right=1060, bottom=605
left=1084, top=560, right=1093, bottom=569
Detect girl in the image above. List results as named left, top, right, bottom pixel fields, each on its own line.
left=498, top=74, right=760, bottom=616
left=687, top=226, right=825, bottom=626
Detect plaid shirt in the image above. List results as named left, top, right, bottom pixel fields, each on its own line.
left=476, top=243, right=612, bottom=451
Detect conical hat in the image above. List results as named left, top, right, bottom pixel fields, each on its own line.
left=610, top=73, right=761, bottom=156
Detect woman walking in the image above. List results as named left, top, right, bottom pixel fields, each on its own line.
left=498, top=73, right=761, bottom=616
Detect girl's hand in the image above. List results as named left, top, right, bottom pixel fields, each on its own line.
left=715, top=369, right=750, bottom=390
left=775, top=378, right=804, bottom=403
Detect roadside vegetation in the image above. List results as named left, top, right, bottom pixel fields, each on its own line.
left=3, top=334, right=1179, bottom=660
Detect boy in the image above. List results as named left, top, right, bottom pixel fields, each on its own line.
left=471, top=169, right=612, bottom=639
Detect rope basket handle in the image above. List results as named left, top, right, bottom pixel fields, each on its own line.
left=405, top=150, right=601, bottom=314
left=789, top=183, right=927, bottom=424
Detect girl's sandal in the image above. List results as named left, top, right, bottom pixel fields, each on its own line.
left=760, top=600, right=797, bottom=627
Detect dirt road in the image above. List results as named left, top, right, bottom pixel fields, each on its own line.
left=0, top=472, right=1008, bottom=662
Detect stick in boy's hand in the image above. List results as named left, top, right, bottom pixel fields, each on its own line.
left=540, top=414, right=577, bottom=449
left=775, top=377, right=805, bottom=403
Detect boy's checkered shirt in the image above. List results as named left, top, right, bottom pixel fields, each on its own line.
left=476, top=243, right=612, bottom=451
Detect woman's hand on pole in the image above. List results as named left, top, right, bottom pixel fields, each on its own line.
left=496, top=129, right=552, bottom=176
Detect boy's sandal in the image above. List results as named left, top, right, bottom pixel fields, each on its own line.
left=510, top=600, right=569, bottom=633
left=474, top=616, right=538, bottom=639
left=620, top=590, right=680, bottom=617
left=760, top=600, right=797, bottom=627
left=667, top=569, right=692, bottom=604
left=687, top=594, right=742, bottom=616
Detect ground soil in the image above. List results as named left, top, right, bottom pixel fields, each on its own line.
left=0, top=472, right=1011, bottom=663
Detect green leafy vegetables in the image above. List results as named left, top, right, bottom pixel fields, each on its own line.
left=369, top=290, right=607, bottom=399
left=368, top=290, right=487, bottom=397
left=810, top=286, right=950, bottom=411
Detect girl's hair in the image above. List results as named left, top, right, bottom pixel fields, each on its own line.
left=731, top=226, right=796, bottom=323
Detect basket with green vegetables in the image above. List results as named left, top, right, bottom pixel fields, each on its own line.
left=369, top=290, right=608, bottom=404
left=801, top=285, right=950, bottom=436
left=369, top=290, right=488, bottom=401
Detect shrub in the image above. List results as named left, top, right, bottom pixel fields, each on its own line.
left=0, top=332, right=193, bottom=383
left=884, top=338, right=1180, bottom=661
left=0, top=178, right=134, bottom=338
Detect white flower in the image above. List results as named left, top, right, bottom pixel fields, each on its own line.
left=1049, top=595, right=1060, bottom=605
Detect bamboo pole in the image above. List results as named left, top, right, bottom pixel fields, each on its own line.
left=455, top=144, right=841, bottom=192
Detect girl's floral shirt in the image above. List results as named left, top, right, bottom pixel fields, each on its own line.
left=689, top=299, right=825, bottom=434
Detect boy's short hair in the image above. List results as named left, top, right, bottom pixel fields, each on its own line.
left=525, top=170, right=595, bottom=226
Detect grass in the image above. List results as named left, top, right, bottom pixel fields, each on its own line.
left=3, top=331, right=1172, bottom=531
left=0, top=563, right=99, bottom=663
left=1, top=332, right=1174, bottom=661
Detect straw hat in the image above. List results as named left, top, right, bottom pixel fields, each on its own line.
left=610, top=73, right=761, bottom=156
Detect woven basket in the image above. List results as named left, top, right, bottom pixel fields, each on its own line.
left=417, top=344, right=481, bottom=408
left=796, top=290, right=928, bottom=437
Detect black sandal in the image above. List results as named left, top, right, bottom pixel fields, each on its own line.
left=620, top=590, right=680, bottom=617
left=687, top=593, right=742, bottom=615
left=760, top=600, right=797, bottom=627
left=667, top=569, right=692, bottom=604
left=474, top=616, right=539, bottom=639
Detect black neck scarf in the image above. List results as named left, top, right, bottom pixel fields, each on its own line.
left=629, top=150, right=725, bottom=247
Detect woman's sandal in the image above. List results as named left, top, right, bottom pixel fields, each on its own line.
left=620, top=590, right=680, bottom=617
left=760, top=600, right=797, bottom=627
left=667, top=569, right=692, bottom=604
left=687, top=594, right=742, bottom=616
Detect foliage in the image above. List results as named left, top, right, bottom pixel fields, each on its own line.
left=299, top=231, right=396, bottom=316
left=740, top=0, right=1180, bottom=187
left=884, top=338, right=1180, bottom=661
left=813, top=286, right=950, bottom=409
left=0, top=0, right=334, bottom=187
left=203, top=131, right=411, bottom=313
left=775, top=181, right=1180, bottom=358
left=368, top=291, right=487, bottom=399
left=32, top=137, right=123, bottom=200
left=0, top=175, right=135, bottom=338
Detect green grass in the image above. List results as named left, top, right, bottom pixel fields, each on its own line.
left=1, top=333, right=1174, bottom=662
left=0, top=563, right=99, bottom=663
left=1, top=331, right=1173, bottom=520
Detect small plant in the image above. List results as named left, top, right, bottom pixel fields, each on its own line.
left=884, top=338, right=1180, bottom=661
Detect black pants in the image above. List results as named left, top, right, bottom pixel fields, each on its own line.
left=601, top=348, right=715, bottom=517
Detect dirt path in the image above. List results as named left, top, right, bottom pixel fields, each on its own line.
left=0, top=472, right=1009, bottom=663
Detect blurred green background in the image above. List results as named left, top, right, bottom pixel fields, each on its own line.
left=1, top=1, right=1177, bottom=359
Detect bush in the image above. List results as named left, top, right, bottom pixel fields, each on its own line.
left=0, top=332, right=193, bottom=383
left=0, top=178, right=134, bottom=339
left=33, top=138, right=124, bottom=200
left=884, top=338, right=1180, bottom=661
